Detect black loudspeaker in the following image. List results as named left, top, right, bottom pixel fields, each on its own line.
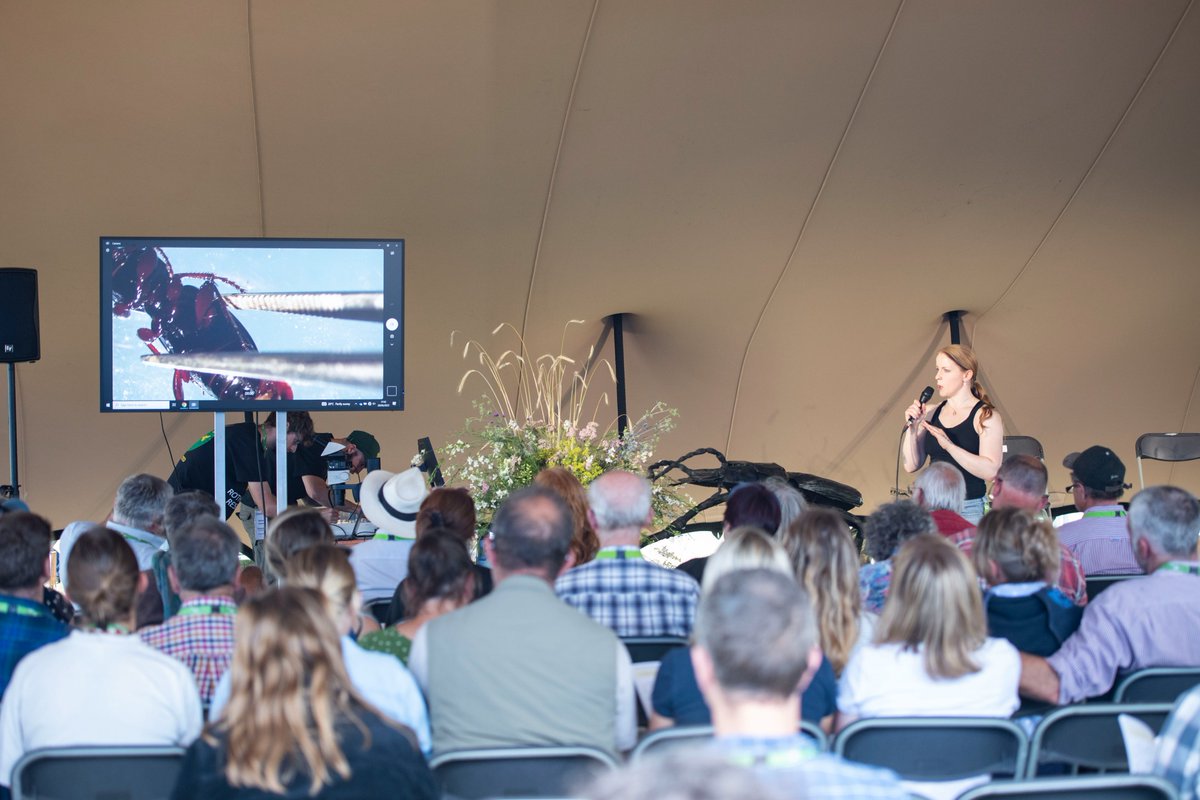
left=0, top=269, right=40, bottom=363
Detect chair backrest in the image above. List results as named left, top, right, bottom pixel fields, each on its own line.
left=13, top=746, right=187, bottom=800
left=1085, top=574, right=1138, bottom=601
left=632, top=722, right=827, bottom=763
left=957, top=774, right=1180, bottom=799
left=833, top=717, right=1028, bottom=780
left=1004, top=436, right=1045, bottom=461
left=1026, top=702, right=1174, bottom=777
left=1136, top=433, right=1200, bottom=488
left=1115, top=667, right=1200, bottom=703
left=620, top=636, right=688, bottom=663
left=429, top=746, right=618, bottom=800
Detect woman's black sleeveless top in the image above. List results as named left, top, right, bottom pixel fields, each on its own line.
left=926, top=400, right=986, bottom=500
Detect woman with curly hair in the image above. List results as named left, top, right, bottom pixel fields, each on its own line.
left=781, top=508, right=874, bottom=676
left=172, top=587, right=436, bottom=799
left=857, top=501, right=937, bottom=614
left=535, top=467, right=600, bottom=566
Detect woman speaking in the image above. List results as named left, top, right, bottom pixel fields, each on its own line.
left=903, top=345, right=1004, bottom=523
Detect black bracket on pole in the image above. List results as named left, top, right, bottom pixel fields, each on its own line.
left=607, top=313, right=629, bottom=437
left=944, top=310, right=966, bottom=345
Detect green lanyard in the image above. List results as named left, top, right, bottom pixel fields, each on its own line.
left=373, top=533, right=412, bottom=542
left=177, top=600, right=238, bottom=617
left=1158, top=561, right=1200, bottom=577
left=0, top=601, right=45, bottom=618
left=120, top=532, right=161, bottom=549
left=594, top=548, right=643, bottom=560
left=1083, top=510, right=1127, bottom=519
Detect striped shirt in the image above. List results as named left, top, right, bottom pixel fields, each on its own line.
left=1057, top=505, right=1142, bottom=576
left=1154, top=684, right=1200, bottom=800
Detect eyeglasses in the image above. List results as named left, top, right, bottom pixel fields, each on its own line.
left=1066, top=481, right=1084, bottom=492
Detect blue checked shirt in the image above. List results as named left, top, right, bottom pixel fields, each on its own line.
left=0, top=593, right=68, bottom=698
left=1154, top=684, right=1200, bottom=800
left=555, top=547, right=700, bottom=638
left=715, top=735, right=909, bottom=799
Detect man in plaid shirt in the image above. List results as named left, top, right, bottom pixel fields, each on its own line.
left=0, top=509, right=67, bottom=698
left=140, top=516, right=241, bottom=711
left=555, top=471, right=699, bottom=638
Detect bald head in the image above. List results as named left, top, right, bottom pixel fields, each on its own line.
left=587, top=470, right=652, bottom=545
left=489, top=486, right=574, bottom=581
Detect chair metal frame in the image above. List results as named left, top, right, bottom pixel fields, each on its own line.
left=1114, top=667, right=1200, bottom=703
left=429, top=745, right=618, bottom=800
left=631, top=722, right=828, bottom=763
left=957, top=773, right=1180, bottom=799
left=620, top=636, right=689, bottom=663
left=1026, top=702, right=1175, bottom=778
left=1004, top=435, right=1045, bottom=461
left=1084, top=573, right=1140, bottom=601
left=1135, top=432, right=1200, bottom=489
left=12, top=745, right=187, bottom=800
left=832, top=716, right=1029, bottom=781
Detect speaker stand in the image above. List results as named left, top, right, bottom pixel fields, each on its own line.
left=5, top=363, right=18, bottom=498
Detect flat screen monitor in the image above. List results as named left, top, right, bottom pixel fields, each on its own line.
left=100, top=236, right=404, bottom=412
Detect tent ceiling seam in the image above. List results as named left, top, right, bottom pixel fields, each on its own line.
left=519, top=0, right=601, bottom=341
left=723, top=0, right=907, bottom=453
left=245, top=0, right=266, bottom=236
left=1168, top=360, right=1200, bottom=484
left=975, top=0, right=1194, bottom=325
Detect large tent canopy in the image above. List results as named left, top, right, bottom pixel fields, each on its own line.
left=2, top=0, right=1199, bottom=526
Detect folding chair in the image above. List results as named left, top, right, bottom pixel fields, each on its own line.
left=1115, top=667, right=1200, bottom=703
left=1136, top=433, right=1200, bottom=488
left=621, top=636, right=688, bottom=663
left=958, top=774, right=1179, bottom=799
left=12, top=746, right=187, bottom=800
left=833, top=717, right=1028, bottom=781
left=1085, top=574, right=1139, bottom=601
left=1004, top=436, right=1045, bottom=461
left=430, top=745, right=618, bottom=800
left=1026, top=702, right=1174, bottom=777
left=631, top=722, right=827, bottom=763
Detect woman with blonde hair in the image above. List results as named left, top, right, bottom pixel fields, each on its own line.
left=264, top=506, right=335, bottom=583
left=972, top=507, right=1082, bottom=656
left=838, top=534, right=1019, bottom=728
left=209, top=546, right=431, bottom=755
left=535, top=467, right=600, bottom=566
left=781, top=508, right=874, bottom=676
left=172, top=587, right=436, bottom=799
left=903, top=344, right=1005, bottom=523
left=650, top=527, right=839, bottom=732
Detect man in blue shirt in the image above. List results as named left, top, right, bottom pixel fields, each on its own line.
left=0, top=510, right=67, bottom=698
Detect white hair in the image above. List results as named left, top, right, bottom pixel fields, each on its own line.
left=914, top=462, right=966, bottom=514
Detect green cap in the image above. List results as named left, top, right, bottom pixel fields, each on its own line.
left=345, top=430, right=381, bottom=459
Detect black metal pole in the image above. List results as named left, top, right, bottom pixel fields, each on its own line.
left=945, top=310, right=964, bottom=345
left=610, top=313, right=628, bottom=437
left=7, top=363, right=17, bottom=497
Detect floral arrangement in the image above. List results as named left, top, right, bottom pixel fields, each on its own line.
left=420, top=321, right=689, bottom=538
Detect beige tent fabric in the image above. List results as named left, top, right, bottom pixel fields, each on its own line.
left=1, top=0, right=1198, bottom=526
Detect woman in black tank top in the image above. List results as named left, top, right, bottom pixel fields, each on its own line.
left=902, top=345, right=1005, bottom=523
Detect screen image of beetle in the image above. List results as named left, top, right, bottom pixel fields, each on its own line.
left=110, top=247, right=386, bottom=403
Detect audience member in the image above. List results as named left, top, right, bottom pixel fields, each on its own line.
left=762, top=476, right=809, bottom=535
left=171, top=587, right=436, bottom=800
left=211, top=545, right=431, bottom=755
left=677, top=482, right=782, bottom=583
left=651, top=527, right=838, bottom=732
left=0, top=511, right=67, bottom=698
left=695, top=569, right=907, bottom=799
left=59, top=474, right=176, bottom=628
left=1152, top=683, right=1200, bottom=800
left=913, top=462, right=974, bottom=537
left=957, top=455, right=1088, bottom=605
left=858, top=501, right=937, bottom=613
left=264, top=505, right=335, bottom=583
left=971, top=508, right=1081, bottom=656
left=582, top=749, right=787, bottom=800
left=359, top=530, right=474, bottom=665
left=839, top=535, right=1019, bottom=800
left=0, top=526, right=201, bottom=789
left=153, top=491, right=223, bottom=621
left=1057, top=445, right=1140, bottom=575
left=781, top=507, right=874, bottom=676
left=1020, top=485, right=1200, bottom=704
left=409, top=485, right=635, bottom=755
left=140, top=516, right=241, bottom=711
left=351, top=467, right=428, bottom=603
left=536, top=466, right=600, bottom=566
left=840, top=534, right=1019, bottom=724
left=556, top=470, right=700, bottom=637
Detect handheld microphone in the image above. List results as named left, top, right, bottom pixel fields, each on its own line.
left=907, top=386, right=935, bottom=426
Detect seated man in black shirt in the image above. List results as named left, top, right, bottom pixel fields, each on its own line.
left=288, top=429, right=380, bottom=512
